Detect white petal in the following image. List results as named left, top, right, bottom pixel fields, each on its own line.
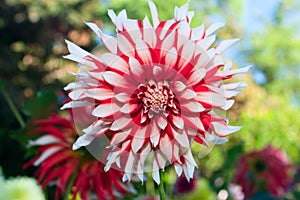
left=68, top=89, right=84, bottom=100
left=100, top=53, right=129, bottom=73
left=135, top=40, right=152, bottom=64
left=180, top=89, right=196, bottom=100
left=178, top=40, right=194, bottom=70
left=173, top=81, right=186, bottom=92
left=72, top=134, right=94, bottom=150
left=186, top=68, right=206, bottom=86
left=110, top=130, right=131, bottom=146
left=194, top=51, right=212, bottom=69
left=111, top=117, right=132, bottom=131
left=155, top=151, right=167, bottom=169
left=183, top=149, right=197, bottom=167
left=152, top=160, right=160, bottom=185
left=120, top=103, right=138, bottom=114
left=174, top=0, right=190, bottom=21
left=148, top=0, right=160, bottom=27
left=173, top=130, right=190, bottom=148
left=115, top=93, right=130, bottom=103
left=191, top=25, right=205, bottom=41
left=102, top=71, right=127, bottom=87
left=143, top=16, right=156, bottom=48
left=223, top=82, right=248, bottom=90
left=84, top=87, right=114, bottom=101
left=187, top=11, right=194, bottom=23
left=165, top=47, right=177, bottom=68
left=63, top=54, right=98, bottom=69
left=131, top=126, right=147, bottom=153
left=205, top=133, right=228, bottom=145
left=220, top=65, right=252, bottom=77
left=174, top=164, right=183, bottom=176
left=216, top=38, right=240, bottom=53
left=117, top=34, right=135, bottom=57
left=197, top=35, right=216, bottom=50
left=182, top=101, right=205, bottom=112
left=150, top=122, right=160, bottom=147
left=129, top=57, right=144, bottom=78
left=85, top=22, right=117, bottom=54
left=29, top=135, right=60, bottom=146
left=156, top=116, right=168, bottom=130
left=64, top=82, right=87, bottom=91
left=206, top=22, right=225, bottom=36
left=160, top=31, right=175, bottom=55
left=160, top=134, right=172, bottom=162
left=60, top=101, right=92, bottom=110
left=153, top=65, right=162, bottom=79
left=65, top=39, right=89, bottom=57
left=107, top=9, right=117, bottom=24
left=212, top=122, right=242, bottom=136
left=172, top=115, right=184, bottom=129
left=92, top=103, right=120, bottom=117
left=124, top=151, right=135, bottom=181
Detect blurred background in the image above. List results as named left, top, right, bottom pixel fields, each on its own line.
left=0, top=0, right=300, bottom=199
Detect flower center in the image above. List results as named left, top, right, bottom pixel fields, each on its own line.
left=137, top=80, right=177, bottom=118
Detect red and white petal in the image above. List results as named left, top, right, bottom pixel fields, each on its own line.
left=33, top=146, right=63, bottom=166
left=143, top=16, right=157, bottom=48
left=150, top=122, right=161, bottom=147
left=110, top=130, right=131, bottom=146
left=100, top=53, right=129, bottom=73
left=131, top=126, right=147, bottom=153
left=117, top=34, right=135, bottom=57
left=135, top=40, right=153, bottom=64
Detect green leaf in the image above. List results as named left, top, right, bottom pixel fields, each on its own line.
left=22, top=90, right=58, bottom=120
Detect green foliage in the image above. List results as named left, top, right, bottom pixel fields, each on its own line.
left=22, top=90, right=58, bottom=119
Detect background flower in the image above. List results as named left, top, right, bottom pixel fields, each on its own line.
left=25, top=114, right=131, bottom=200
left=0, top=176, right=45, bottom=200
left=62, top=0, right=249, bottom=184
left=233, top=145, right=293, bottom=198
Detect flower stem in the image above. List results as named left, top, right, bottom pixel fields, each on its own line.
left=146, top=172, right=155, bottom=196
left=158, top=170, right=166, bottom=200
left=64, top=160, right=82, bottom=200
left=1, top=89, right=25, bottom=128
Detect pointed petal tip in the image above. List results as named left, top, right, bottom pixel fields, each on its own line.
left=72, top=143, right=81, bottom=150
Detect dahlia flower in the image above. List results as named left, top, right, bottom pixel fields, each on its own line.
left=234, top=145, right=293, bottom=198
left=62, top=0, right=250, bottom=184
left=25, top=114, right=130, bottom=200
